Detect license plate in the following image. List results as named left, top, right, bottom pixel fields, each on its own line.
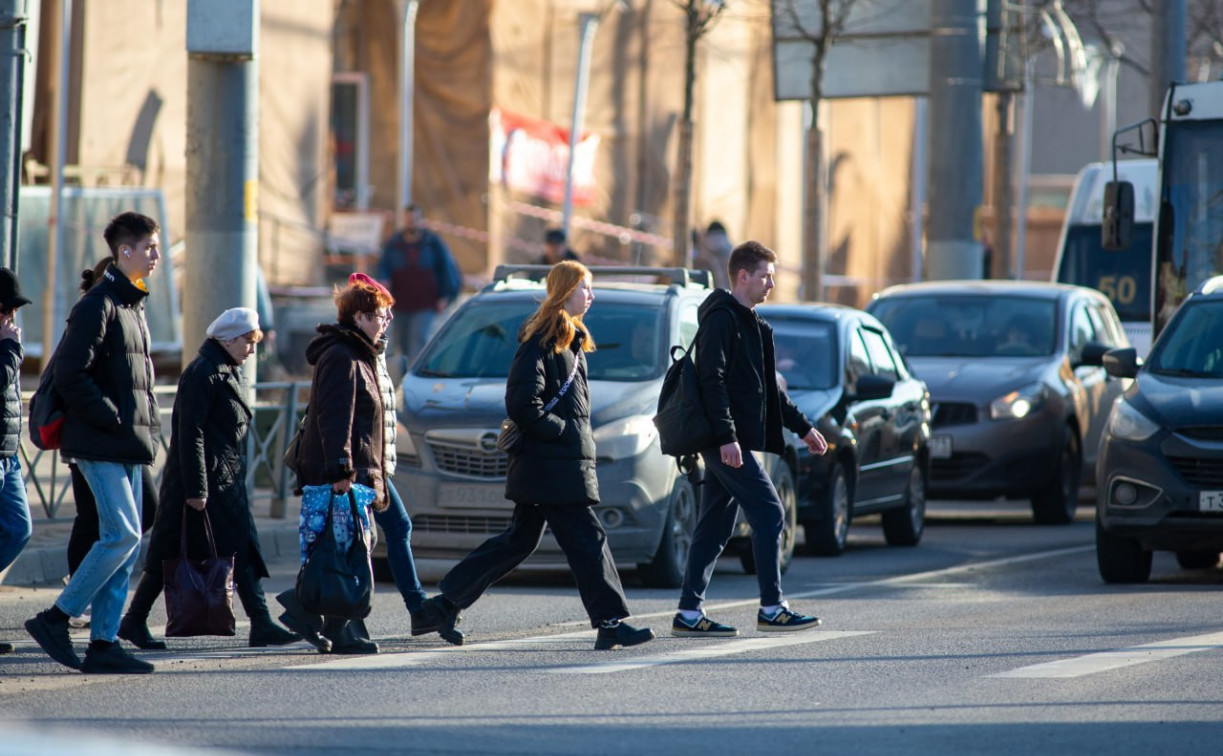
left=1200, top=491, right=1223, bottom=512
left=929, top=434, right=953, bottom=459
left=437, top=483, right=507, bottom=509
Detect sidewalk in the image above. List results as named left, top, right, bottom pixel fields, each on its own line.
left=0, top=491, right=303, bottom=588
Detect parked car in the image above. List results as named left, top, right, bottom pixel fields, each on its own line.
left=867, top=281, right=1128, bottom=524
left=755, top=304, right=932, bottom=556
left=388, top=266, right=798, bottom=588
left=1095, top=277, right=1223, bottom=583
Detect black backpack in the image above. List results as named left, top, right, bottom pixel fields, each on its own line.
left=28, top=341, right=66, bottom=451
left=653, top=337, right=716, bottom=460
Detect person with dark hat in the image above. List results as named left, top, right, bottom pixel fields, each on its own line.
left=0, top=267, right=31, bottom=655
left=537, top=228, right=580, bottom=266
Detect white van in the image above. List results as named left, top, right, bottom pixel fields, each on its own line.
left=1052, top=159, right=1158, bottom=355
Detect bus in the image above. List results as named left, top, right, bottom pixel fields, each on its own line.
left=1104, top=81, right=1223, bottom=343
left=1053, top=159, right=1158, bottom=355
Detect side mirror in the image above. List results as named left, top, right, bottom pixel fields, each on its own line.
left=1102, top=347, right=1141, bottom=379
left=851, top=373, right=895, bottom=402
left=1102, top=181, right=1134, bottom=251
left=1078, top=340, right=1111, bottom=368
left=387, top=353, right=410, bottom=386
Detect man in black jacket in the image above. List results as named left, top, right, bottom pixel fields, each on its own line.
left=0, top=268, right=32, bottom=654
left=672, top=241, right=828, bottom=638
left=25, top=211, right=162, bottom=674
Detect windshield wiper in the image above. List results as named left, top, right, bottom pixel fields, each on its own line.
left=1153, top=367, right=1214, bottom=378
left=416, top=368, right=454, bottom=378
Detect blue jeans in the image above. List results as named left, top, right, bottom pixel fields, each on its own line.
left=56, top=461, right=143, bottom=642
left=0, top=455, right=32, bottom=572
left=372, top=481, right=427, bottom=613
left=392, top=310, right=437, bottom=363
left=679, top=450, right=785, bottom=611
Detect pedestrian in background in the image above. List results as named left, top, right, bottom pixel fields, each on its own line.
left=692, top=220, right=732, bottom=290
left=118, top=308, right=301, bottom=651
left=347, top=272, right=435, bottom=639
left=419, top=261, right=654, bottom=651
left=277, top=277, right=392, bottom=654
left=25, top=211, right=162, bottom=674
left=536, top=228, right=579, bottom=266
left=375, top=204, right=461, bottom=363
left=672, top=241, right=827, bottom=638
left=0, top=268, right=32, bottom=655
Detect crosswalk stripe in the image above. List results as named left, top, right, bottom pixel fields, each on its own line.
left=286, top=630, right=596, bottom=671
left=988, top=631, right=1223, bottom=678
left=548, top=631, right=876, bottom=675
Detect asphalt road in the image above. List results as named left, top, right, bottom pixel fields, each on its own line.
left=1, top=499, right=1221, bottom=756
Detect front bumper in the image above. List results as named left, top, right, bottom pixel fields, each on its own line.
left=927, top=402, right=1062, bottom=499
left=1097, top=431, right=1223, bottom=551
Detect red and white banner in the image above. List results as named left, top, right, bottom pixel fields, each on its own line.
left=489, top=107, right=599, bottom=206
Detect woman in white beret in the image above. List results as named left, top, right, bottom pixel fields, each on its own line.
left=118, top=307, right=301, bottom=650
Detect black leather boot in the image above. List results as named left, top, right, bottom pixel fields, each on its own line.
left=118, top=572, right=167, bottom=650
left=235, top=564, right=302, bottom=648
left=322, top=618, right=378, bottom=654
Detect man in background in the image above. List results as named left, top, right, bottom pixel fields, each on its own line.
left=376, top=204, right=461, bottom=362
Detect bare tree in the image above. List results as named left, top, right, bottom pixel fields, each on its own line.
left=672, top=0, right=729, bottom=266
left=773, top=0, right=857, bottom=301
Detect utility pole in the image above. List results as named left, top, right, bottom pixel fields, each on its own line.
left=0, top=0, right=26, bottom=271
left=1150, top=0, right=1186, bottom=118
left=926, top=0, right=984, bottom=280
left=398, top=0, right=419, bottom=213
left=42, top=0, right=69, bottom=368
left=185, top=0, right=259, bottom=388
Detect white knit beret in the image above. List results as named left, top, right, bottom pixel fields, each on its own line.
left=206, top=307, right=260, bottom=341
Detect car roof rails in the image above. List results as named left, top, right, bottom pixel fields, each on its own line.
left=1195, top=275, right=1223, bottom=296
left=491, top=265, right=713, bottom=290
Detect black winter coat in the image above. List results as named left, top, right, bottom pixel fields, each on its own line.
left=695, top=289, right=813, bottom=454
left=146, top=338, right=267, bottom=578
left=297, top=323, right=386, bottom=505
left=54, top=265, right=160, bottom=464
left=0, top=338, right=22, bottom=456
left=504, top=328, right=598, bottom=506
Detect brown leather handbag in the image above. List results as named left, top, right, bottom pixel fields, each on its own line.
left=162, top=506, right=236, bottom=637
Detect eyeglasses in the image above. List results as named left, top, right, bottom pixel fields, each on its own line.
left=367, top=311, right=393, bottom=323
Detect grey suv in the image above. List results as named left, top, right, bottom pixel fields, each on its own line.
left=391, top=266, right=798, bottom=587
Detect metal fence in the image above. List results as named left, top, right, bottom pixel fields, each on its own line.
left=19, top=381, right=310, bottom=520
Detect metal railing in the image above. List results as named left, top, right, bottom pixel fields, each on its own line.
left=20, top=381, right=310, bottom=520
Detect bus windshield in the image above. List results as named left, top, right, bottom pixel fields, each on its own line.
left=1154, top=120, right=1223, bottom=333
left=1056, top=223, right=1154, bottom=323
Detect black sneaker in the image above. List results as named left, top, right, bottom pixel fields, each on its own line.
left=328, top=637, right=380, bottom=655
left=594, top=621, right=655, bottom=650
left=420, top=596, right=465, bottom=646
left=671, top=613, right=739, bottom=638
left=80, top=641, right=154, bottom=674
left=758, top=606, right=821, bottom=632
left=117, top=615, right=167, bottom=650
left=248, top=621, right=303, bottom=648
left=25, top=609, right=81, bottom=669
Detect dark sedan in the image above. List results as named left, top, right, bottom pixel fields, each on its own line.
left=867, top=281, right=1127, bottom=524
left=1096, top=277, right=1223, bottom=583
left=755, top=304, right=931, bottom=556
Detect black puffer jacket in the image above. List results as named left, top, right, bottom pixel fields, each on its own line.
left=695, top=289, right=813, bottom=454
left=504, top=327, right=598, bottom=506
left=0, top=338, right=22, bottom=456
left=146, top=338, right=267, bottom=578
left=297, top=323, right=386, bottom=505
left=54, top=265, right=160, bottom=464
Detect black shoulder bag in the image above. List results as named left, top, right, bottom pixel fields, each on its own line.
left=496, top=353, right=583, bottom=454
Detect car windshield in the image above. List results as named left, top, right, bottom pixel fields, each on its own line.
left=871, top=296, right=1058, bottom=358
left=769, top=319, right=836, bottom=390
left=1147, top=299, right=1223, bottom=377
left=415, top=299, right=666, bottom=381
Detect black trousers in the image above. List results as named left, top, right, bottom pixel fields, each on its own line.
left=439, top=501, right=630, bottom=628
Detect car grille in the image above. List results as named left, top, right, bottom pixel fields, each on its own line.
left=415, top=514, right=511, bottom=534
left=427, top=440, right=508, bottom=478
left=1167, top=456, right=1223, bottom=487
left=932, top=402, right=977, bottom=428
left=1176, top=426, right=1223, bottom=442
left=931, top=452, right=989, bottom=481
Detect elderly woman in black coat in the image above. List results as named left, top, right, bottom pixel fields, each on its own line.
left=418, top=261, right=654, bottom=651
left=118, top=308, right=300, bottom=650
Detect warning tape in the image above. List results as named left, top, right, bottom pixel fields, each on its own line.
left=503, top=201, right=673, bottom=249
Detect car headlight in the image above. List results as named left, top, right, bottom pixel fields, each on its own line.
left=593, top=415, right=659, bottom=460
left=1106, top=399, right=1160, bottom=442
left=989, top=383, right=1045, bottom=420
left=395, top=420, right=419, bottom=458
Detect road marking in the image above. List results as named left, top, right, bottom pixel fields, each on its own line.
left=548, top=631, right=875, bottom=675
left=989, top=631, right=1223, bottom=678
left=286, top=631, right=595, bottom=671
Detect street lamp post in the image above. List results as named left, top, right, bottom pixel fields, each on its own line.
left=560, top=13, right=599, bottom=238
